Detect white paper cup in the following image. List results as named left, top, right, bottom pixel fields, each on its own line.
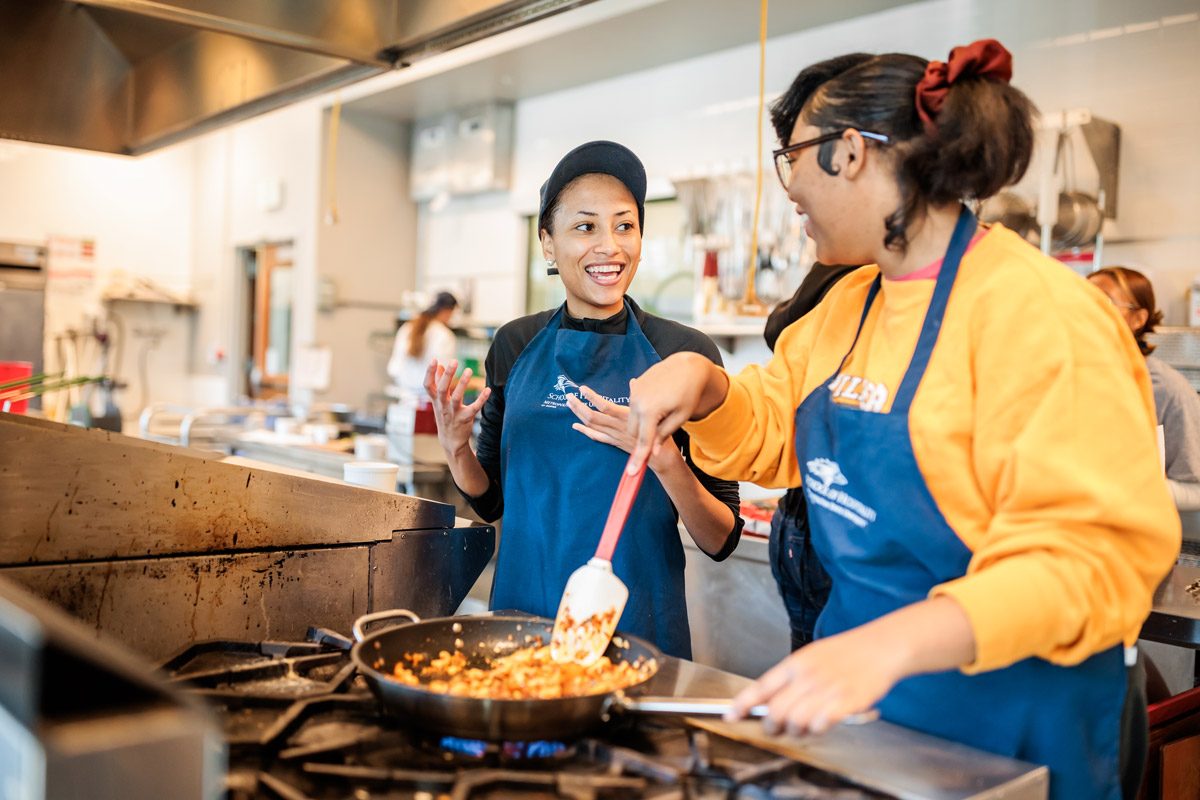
left=354, top=434, right=390, bottom=461
left=274, top=417, right=299, bottom=436
left=343, top=461, right=399, bottom=492
left=307, top=423, right=339, bottom=444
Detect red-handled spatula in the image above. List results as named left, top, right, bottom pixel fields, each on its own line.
left=550, top=455, right=646, bottom=666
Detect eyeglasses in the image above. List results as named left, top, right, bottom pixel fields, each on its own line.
left=772, top=129, right=890, bottom=189
left=1104, top=295, right=1139, bottom=311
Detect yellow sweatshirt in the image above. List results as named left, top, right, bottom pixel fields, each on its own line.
left=686, top=225, right=1180, bottom=673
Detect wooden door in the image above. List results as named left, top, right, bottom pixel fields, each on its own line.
left=250, top=241, right=293, bottom=399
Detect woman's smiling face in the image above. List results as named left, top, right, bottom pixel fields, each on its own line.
left=541, top=173, right=641, bottom=319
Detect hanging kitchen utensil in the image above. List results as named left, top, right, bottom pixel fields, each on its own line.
left=550, top=455, right=646, bottom=666
left=1051, top=190, right=1103, bottom=250
left=978, top=191, right=1038, bottom=243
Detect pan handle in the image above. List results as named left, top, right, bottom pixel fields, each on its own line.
left=352, top=609, right=421, bottom=642
left=608, top=694, right=879, bottom=726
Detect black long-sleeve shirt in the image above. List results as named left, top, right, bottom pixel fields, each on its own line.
left=461, top=296, right=743, bottom=561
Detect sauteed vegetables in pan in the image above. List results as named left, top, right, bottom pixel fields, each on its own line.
left=391, top=640, right=655, bottom=700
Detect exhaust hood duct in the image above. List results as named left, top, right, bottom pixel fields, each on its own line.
left=0, top=0, right=595, bottom=156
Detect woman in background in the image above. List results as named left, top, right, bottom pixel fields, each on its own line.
left=1088, top=267, right=1200, bottom=510
left=387, top=291, right=458, bottom=436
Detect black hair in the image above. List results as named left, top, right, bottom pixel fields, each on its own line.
left=407, top=291, right=458, bottom=358
left=769, top=53, right=874, bottom=143
left=778, top=52, right=1037, bottom=251
left=538, top=175, right=581, bottom=236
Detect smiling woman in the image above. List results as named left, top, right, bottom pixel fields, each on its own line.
left=622, top=41, right=1179, bottom=800
left=422, top=141, right=744, bottom=659
left=543, top=172, right=642, bottom=316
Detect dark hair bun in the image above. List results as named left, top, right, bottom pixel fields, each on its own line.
left=799, top=48, right=1037, bottom=250
left=903, top=77, right=1036, bottom=208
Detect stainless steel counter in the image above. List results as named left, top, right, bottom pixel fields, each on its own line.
left=640, top=656, right=1048, bottom=800
left=1142, top=563, right=1200, bottom=649
left=682, top=530, right=792, bottom=677
left=225, top=434, right=447, bottom=492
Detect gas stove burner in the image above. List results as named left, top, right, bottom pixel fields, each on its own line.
left=438, top=736, right=571, bottom=762
left=173, top=636, right=898, bottom=799
left=162, top=636, right=359, bottom=702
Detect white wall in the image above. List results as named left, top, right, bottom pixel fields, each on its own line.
left=0, top=97, right=326, bottom=418
left=185, top=99, right=325, bottom=408
left=0, top=141, right=194, bottom=288
left=0, top=139, right=198, bottom=414
left=418, top=0, right=1200, bottom=328
left=315, top=109, right=417, bottom=412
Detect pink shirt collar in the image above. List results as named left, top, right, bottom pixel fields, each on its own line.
left=889, top=230, right=986, bottom=281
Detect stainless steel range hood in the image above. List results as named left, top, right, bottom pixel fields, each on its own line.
left=0, top=0, right=594, bottom=155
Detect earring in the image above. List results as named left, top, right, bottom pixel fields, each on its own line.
left=546, top=259, right=559, bottom=276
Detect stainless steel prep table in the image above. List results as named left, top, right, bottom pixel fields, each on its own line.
left=224, top=432, right=448, bottom=494
left=639, top=655, right=1049, bottom=800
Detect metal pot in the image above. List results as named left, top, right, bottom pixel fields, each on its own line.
left=979, top=191, right=1037, bottom=243
left=1052, top=191, right=1103, bottom=250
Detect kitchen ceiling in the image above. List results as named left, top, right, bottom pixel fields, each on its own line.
left=343, top=0, right=921, bottom=122
left=0, top=0, right=598, bottom=155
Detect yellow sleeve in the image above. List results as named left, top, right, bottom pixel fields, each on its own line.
left=684, top=273, right=870, bottom=488
left=931, top=293, right=1180, bottom=672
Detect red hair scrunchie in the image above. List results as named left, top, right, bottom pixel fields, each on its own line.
left=915, top=38, right=1013, bottom=135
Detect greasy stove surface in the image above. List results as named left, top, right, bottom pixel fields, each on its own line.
left=164, top=632, right=888, bottom=799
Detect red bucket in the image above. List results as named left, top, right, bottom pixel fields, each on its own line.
left=0, top=361, right=34, bottom=414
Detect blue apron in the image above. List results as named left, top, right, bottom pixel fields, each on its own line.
left=492, top=301, right=691, bottom=658
left=795, top=207, right=1126, bottom=799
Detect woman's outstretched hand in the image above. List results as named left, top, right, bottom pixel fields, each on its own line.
left=726, top=597, right=976, bottom=735
left=567, top=386, right=680, bottom=473
left=625, top=352, right=729, bottom=473
left=423, top=359, right=490, bottom=456
left=726, top=625, right=902, bottom=735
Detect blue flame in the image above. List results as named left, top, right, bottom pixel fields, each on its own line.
left=440, top=736, right=488, bottom=757
left=439, top=737, right=567, bottom=760
left=522, top=740, right=568, bottom=759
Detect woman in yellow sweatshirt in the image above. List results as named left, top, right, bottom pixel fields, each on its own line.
left=622, top=41, right=1179, bottom=799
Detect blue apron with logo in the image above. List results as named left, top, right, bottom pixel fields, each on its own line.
left=492, top=302, right=691, bottom=658
left=794, top=208, right=1126, bottom=799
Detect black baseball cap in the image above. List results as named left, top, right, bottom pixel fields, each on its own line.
left=538, top=140, right=647, bottom=232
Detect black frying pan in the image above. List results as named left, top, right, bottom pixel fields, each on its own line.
left=350, top=610, right=878, bottom=741
left=350, top=610, right=665, bottom=740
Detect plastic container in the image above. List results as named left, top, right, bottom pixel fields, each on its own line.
left=0, top=361, right=34, bottom=414
left=342, top=461, right=399, bottom=492
left=305, top=423, right=339, bottom=445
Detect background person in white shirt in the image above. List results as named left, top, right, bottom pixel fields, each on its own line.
left=387, top=291, right=458, bottom=438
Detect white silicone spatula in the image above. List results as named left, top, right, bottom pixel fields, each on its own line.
left=550, top=456, right=646, bottom=666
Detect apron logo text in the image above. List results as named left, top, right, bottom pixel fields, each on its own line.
left=543, top=373, right=628, bottom=409
left=804, top=458, right=877, bottom=528
left=828, top=373, right=889, bottom=413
